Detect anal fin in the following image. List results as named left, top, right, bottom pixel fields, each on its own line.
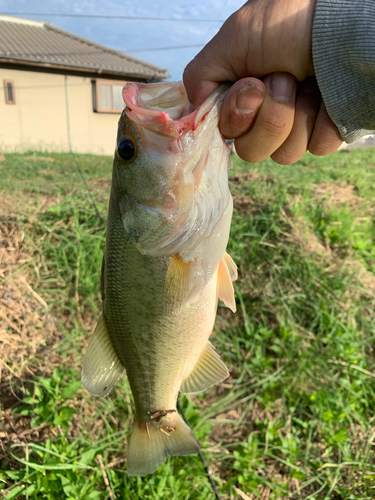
left=217, top=251, right=237, bottom=313
left=82, top=313, right=124, bottom=397
left=180, top=342, right=229, bottom=395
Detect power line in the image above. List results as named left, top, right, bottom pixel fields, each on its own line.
left=198, top=0, right=228, bottom=44
left=177, top=398, right=222, bottom=500
left=126, top=44, right=203, bottom=53
left=3, top=43, right=204, bottom=59
left=1, top=12, right=225, bottom=22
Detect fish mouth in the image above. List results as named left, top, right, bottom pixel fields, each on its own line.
left=122, top=81, right=229, bottom=138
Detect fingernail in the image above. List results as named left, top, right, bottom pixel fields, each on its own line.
left=269, top=73, right=296, bottom=103
left=236, top=84, right=264, bottom=115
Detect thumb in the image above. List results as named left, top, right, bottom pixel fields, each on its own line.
left=219, top=78, right=266, bottom=139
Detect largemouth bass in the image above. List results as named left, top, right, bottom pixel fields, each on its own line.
left=82, top=81, right=237, bottom=476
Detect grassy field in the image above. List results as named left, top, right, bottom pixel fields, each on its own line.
left=1, top=148, right=375, bottom=499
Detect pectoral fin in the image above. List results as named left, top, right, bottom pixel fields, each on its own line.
left=82, top=313, right=124, bottom=397
left=180, top=342, right=229, bottom=395
left=223, top=252, right=238, bottom=281
left=164, top=254, right=194, bottom=311
left=217, top=252, right=237, bottom=313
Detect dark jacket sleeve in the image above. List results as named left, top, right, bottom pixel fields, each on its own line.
left=312, top=0, right=375, bottom=142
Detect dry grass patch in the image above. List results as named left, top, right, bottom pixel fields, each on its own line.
left=0, top=217, right=58, bottom=384
left=0, top=213, right=61, bottom=470
left=313, top=182, right=363, bottom=209
left=282, top=213, right=329, bottom=257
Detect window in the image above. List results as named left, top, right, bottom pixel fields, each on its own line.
left=92, top=80, right=127, bottom=113
left=4, top=80, right=15, bottom=104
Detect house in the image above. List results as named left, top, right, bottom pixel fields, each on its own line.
left=0, top=15, right=170, bottom=155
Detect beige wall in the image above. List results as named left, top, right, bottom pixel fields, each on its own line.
left=0, top=67, right=125, bottom=155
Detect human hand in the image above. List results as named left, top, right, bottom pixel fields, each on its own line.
left=183, top=0, right=343, bottom=165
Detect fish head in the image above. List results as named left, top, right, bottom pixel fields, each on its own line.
left=113, top=81, right=231, bottom=256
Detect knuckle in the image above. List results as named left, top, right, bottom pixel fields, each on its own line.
left=261, top=116, right=288, bottom=135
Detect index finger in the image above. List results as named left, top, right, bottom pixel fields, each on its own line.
left=183, top=51, right=232, bottom=108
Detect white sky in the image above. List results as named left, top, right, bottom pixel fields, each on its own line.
left=0, top=0, right=245, bottom=81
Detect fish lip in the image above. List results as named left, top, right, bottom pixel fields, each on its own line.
left=122, top=81, right=229, bottom=138
left=122, top=82, right=187, bottom=138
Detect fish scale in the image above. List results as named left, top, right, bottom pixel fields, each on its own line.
left=105, top=192, right=183, bottom=411
left=82, top=81, right=237, bottom=476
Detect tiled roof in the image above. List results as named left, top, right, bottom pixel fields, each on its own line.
left=0, top=15, right=170, bottom=80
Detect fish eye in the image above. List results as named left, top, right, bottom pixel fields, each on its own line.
left=118, top=138, right=136, bottom=161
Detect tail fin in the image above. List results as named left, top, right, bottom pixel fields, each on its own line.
left=127, top=412, right=200, bottom=476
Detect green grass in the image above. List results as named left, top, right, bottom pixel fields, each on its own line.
left=0, top=151, right=112, bottom=195
left=1, top=149, right=375, bottom=499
